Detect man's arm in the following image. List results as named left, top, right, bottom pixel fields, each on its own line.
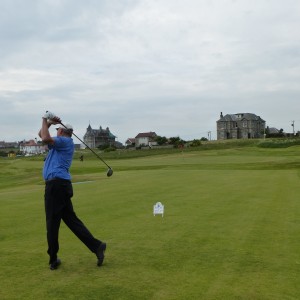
left=39, top=118, right=54, bottom=144
left=38, top=112, right=61, bottom=144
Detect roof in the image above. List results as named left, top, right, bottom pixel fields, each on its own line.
left=108, top=132, right=116, bottom=138
left=218, top=113, right=265, bottom=122
left=20, top=140, right=37, bottom=146
left=125, top=138, right=135, bottom=143
left=135, top=132, right=157, bottom=138
left=85, top=125, right=116, bottom=139
left=268, top=127, right=280, bottom=134
left=20, top=140, right=45, bottom=147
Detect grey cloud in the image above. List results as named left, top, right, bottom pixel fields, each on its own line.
left=1, top=0, right=300, bottom=143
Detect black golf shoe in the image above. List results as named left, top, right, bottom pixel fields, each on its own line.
left=49, top=258, right=61, bottom=270
left=96, top=242, right=106, bottom=266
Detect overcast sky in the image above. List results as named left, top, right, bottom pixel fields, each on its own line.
left=1, top=0, right=300, bottom=143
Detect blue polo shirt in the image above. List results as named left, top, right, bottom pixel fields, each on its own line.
left=43, top=136, right=74, bottom=181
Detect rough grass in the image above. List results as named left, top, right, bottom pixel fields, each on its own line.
left=1, top=145, right=300, bottom=299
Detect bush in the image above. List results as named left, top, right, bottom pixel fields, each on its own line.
left=0, top=150, right=7, bottom=157
left=103, top=147, right=116, bottom=152
left=190, top=139, right=202, bottom=147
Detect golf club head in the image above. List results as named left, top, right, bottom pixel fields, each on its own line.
left=107, top=168, right=113, bottom=177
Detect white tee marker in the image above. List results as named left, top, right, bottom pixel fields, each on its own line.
left=153, top=202, right=164, bottom=217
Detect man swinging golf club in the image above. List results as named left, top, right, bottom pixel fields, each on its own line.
left=38, top=111, right=106, bottom=270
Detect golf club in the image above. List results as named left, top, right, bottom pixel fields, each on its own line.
left=60, top=121, right=113, bottom=177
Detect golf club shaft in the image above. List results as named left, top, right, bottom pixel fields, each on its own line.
left=60, top=122, right=112, bottom=169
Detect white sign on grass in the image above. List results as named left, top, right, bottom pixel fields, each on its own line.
left=153, top=202, right=164, bottom=217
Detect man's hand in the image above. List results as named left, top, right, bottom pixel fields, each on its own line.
left=47, top=117, right=61, bottom=125
left=43, top=111, right=56, bottom=120
left=39, top=111, right=60, bottom=143
left=43, top=111, right=61, bottom=125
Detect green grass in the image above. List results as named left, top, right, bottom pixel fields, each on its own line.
left=1, top=144, right=300, bottom=299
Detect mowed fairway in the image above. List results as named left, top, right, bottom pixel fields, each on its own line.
left=1, top=146, right=300, bottom=299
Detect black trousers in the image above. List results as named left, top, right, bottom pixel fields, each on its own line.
left=44, top=179, right=101, bottom=264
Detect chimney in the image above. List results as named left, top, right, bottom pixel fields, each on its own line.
left=220, top=112, right=223, bottom=118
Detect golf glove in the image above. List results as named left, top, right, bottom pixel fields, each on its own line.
left=43, top=111, right=56, bottom=120
left=47, top=119, right=56, bottom=125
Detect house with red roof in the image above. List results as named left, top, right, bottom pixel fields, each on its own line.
left=19, top=140, right=47, bottom=155
left=135, top=132, right=157, bottom=148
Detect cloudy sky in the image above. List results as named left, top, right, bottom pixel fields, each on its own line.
left=1, top=0, right=300, bottom=143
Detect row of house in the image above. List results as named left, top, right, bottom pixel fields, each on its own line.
left=82, top=112, right=268, bottom=149
left=83, top=124, right=158, bottom=149
left=125, top=112, right=267, bottom=147
left=0, top=141, right=19, bottom=148
left=17, top=139, right=81, bottom=156
left=0, top=140, right=47, bottom=156
left=126, top=111, right=266, bottom=147
left=2, top=113, right=274, bottom=155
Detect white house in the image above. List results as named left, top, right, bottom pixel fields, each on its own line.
left=20, top=140, right=47, bottom=155
left=135, top=132, right=158, bottom=148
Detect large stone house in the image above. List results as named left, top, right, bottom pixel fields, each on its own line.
left=83, top=124, right=116, bottom=148
left=217, top=112, right=265, bottom=140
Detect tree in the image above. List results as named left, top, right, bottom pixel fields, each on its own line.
left=155, top=136, right=168, bottom=145
left=190, top=139, right=202, bottom=147
left=169, top=136, right=186, bottom=148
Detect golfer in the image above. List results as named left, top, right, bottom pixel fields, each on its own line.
left=38, top=111, right=106, bottom=270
